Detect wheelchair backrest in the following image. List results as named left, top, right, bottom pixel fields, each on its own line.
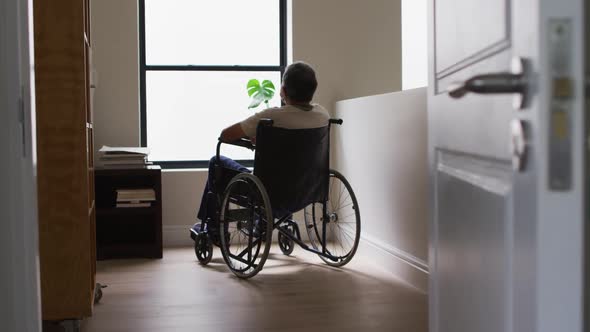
left=253, top=120, right=330, bottom=214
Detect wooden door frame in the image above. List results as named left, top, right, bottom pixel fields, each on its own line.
left=0, top=0, right=41, bottom=330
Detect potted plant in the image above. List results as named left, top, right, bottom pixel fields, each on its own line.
left=246, top=79, right=276, bottom=110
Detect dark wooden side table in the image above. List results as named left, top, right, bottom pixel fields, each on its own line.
left=95, top=166, right=163, bottom=259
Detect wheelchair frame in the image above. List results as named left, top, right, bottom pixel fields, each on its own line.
left=191, top=118, right=361, bottom=278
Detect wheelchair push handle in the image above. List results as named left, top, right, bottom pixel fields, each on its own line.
left=216, top=118, right=340, bottom=158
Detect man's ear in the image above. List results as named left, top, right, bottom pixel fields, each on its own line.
left=280, top=86, right=287, bottom=103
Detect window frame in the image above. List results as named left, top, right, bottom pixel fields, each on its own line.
left=138, top=0, right=288, bottom=169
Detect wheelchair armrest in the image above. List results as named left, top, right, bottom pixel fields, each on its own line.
left=218, top=137, right=256, bottom=151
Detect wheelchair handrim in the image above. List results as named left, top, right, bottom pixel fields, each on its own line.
left=304, top=169, right=361, bottom=267
left=219, top=173, right=273, bottom=278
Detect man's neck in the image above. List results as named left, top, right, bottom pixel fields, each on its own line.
left=287, top=102, right=313, bottom=111
left=286, top=100, right=312, bottom=107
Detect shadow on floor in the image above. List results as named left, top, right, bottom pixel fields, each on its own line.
left=86, top=247, right=427, bottom=332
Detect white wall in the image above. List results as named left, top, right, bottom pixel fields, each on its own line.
left=90, top=0, right=404, bottom=247
left=0, top=0, right=41, bottom=330
left=160, top=169, right=207, bottom=245
left=292, top=0, right=402, bottom=112
left=333, top=88, right=428, bottom=290
left=91, top=0, right=140, bottom=155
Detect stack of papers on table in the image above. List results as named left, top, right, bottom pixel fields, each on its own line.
left=99, top=146, right=152, bottom=168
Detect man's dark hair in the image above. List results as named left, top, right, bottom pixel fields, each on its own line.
left=282, top=61, right=318, bottom=103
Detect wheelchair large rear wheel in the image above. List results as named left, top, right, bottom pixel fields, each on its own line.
left=219, top=173, right=273, bottom=278
left=304, top=169, right=361, bottom=267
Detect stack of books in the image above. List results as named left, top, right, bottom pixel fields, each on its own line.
left=116, top=188, right=156, bottom=208
left=99, top=146, right=152, bottom=168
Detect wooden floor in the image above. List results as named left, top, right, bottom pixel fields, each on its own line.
left=83, top=246, right=427, bottom=332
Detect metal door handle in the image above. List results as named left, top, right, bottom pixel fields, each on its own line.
left=446, top=57, right=529, bottom=109
left=447, top=73, right=526, bottom=98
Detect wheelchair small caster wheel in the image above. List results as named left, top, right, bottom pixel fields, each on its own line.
left=195, top=234, right=213, bottom=265
left=278, top=228, right=294, bottom=256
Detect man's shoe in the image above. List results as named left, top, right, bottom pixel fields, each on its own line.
left=252, top=219, right=268, bottom=239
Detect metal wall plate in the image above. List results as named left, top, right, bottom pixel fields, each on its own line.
left=548, top=18, right=573, bottom=191
left=511, top=57, right=529, bottom=110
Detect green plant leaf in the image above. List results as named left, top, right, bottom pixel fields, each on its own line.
left=247, top=79, right=261, bottom=97
left=246, top=78, right=276, bottom=109
left=261, top=80, right=275, bottom=92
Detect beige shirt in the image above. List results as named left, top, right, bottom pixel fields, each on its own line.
left=239, top=104, right=330, bottom=138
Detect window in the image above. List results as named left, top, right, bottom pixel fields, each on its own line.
left=139, top=0, right=287, bottom=168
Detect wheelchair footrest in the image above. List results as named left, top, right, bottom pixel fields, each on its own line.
left=190, top=223, right=208, bottom=241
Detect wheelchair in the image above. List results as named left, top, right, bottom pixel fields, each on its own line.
left=190, top=118, right=361, bottom=278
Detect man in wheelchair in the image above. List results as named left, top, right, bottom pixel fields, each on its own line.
left=191, top=62, right=361, bottom=278
left=196, top=62, right=329, bottom=236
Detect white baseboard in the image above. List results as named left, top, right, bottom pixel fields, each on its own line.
left=358, top=233, right=429, bottom=293
left=163, top=225, right=194, bottom=247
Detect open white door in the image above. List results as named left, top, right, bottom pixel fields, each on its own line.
left=0, top=0, right=41, bottom=331
left=428, top=0, right=586, bottom=331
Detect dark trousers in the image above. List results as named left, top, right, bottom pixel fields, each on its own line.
left=197, top=155, right=251, bottom=223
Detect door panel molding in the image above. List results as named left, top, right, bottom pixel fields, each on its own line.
left=434, top=0, right=511, bottom=92
left=436, top=39, right=511, bottom=83
left=436, top=150, right=512, bottom=195
left=432, top=149, right=513, bottom=332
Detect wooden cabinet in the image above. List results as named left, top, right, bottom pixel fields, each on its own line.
left=95, top=166, right=163, bottom=260
left=34, top=0, right=96, bottom=321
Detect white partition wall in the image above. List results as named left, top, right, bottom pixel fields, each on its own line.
left=333, top=88, right=428, bottom=291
